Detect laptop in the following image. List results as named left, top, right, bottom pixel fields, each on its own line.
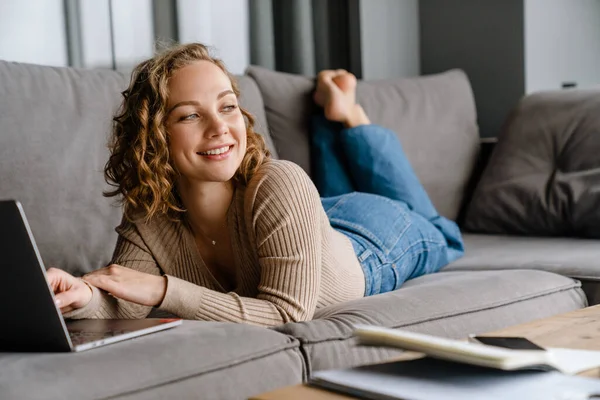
left=0, top=199, right=182, bottom=352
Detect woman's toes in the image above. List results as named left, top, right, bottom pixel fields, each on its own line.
left=317, top=70, right=336, bottom=84
left=314, top=70, right=358, bottom=123
left=333, top=73, right=357, bottom=94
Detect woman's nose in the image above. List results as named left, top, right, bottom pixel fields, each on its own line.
left=206, top=114, right=228, bottom=137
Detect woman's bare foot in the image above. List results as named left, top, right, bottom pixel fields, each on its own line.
left=314, top=70, right=370, bottom=128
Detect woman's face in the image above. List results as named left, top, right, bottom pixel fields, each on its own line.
left=165, top=60, right=247, bottom=184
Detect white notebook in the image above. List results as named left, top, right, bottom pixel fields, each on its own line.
left=353, top=325, right=599, bottom=374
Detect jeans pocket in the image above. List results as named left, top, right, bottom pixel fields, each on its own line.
left=380, top=262, right=401, bottom=293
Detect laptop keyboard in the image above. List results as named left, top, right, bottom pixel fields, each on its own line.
left=68, top=330, right=131, bottom=346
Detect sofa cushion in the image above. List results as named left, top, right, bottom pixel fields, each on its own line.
left=444, top=233, right=600, bottom=305
left=0, top=60, right=128, bottom=276
left=0, top=61, right=276, bottom=276
left=236, top=75, right=278, bottom=158
left=246, top=65, right=480, bottom=220
left=0, top=321, right=304, bottom=400
left=273, top=270, right=585, bottom=374
left=464, top=89, right=600, bottom=237
left=445, top=233, right=600, bottom=280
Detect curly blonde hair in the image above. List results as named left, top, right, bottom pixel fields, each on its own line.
left=104, top=43, right=271, bottom=221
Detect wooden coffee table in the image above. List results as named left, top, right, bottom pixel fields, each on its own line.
left=251, top=305, right=600, bottom=400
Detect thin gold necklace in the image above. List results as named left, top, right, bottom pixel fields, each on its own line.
left=186, top=214, right=227, bottom=247
left=195, top=223, right=224, bottom=247
left=198, top=229, right=217, bottom=246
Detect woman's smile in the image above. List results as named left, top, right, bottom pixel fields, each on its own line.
left=196, top=144, right=234, bottom=160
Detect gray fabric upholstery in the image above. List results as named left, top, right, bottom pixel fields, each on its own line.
left=273, top=270, right=586, bottom=374
left=464, top=88, right=600, bottom=237
left=0, top=322, right=304, bottom=400
left=236, top=75, right=278, bottom=158
left=0, top=61, right=276, bottom=276
left=246, top=65, right=480, bottom=220
left=0, top=60, right=127, bottom=275
left=444, top=233, right=600, bottom=305
left=444, top=233, right=600, bottom=281
left=245, top=66, right=317, bottom=172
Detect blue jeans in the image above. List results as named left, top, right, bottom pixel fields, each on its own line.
left=312, top=115, right=464, bottom=296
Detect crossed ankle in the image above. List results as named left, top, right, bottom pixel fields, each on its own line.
left=343, top=105, right=371, bottom=128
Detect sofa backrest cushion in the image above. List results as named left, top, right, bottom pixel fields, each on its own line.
left=247, top=65, right=480, bottom=220
left=464, top=88, right=600, bottom=238
left=0, top=61, right=127, bottom=275
left=0, top=60, right=274, bottom=276
left=236, top=76, right=277, bottom=158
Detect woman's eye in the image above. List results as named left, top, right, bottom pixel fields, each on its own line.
left=180, top=113, right=199, bottom=121
left=223, top=104, right=238, bottom=112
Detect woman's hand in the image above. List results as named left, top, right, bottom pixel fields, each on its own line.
left=46, top=267, right=93, bottom=313
left=82, top=264, right=167, bottom=307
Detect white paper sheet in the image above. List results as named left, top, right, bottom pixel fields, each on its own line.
left=548, top=347, right=600, bottom=375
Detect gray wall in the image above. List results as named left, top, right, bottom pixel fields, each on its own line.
left=525, top=0, right=600, bottom=93
left=420, top=0, right=525, bottom=138
left=359, top=0, right=420, bottom=79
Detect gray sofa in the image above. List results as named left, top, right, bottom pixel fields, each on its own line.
left=0, top=59, right=597, bottom=400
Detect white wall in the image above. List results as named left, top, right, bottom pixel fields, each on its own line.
left=525, top=0, right=600, bottom=93
left=0, top=0, right=249, bottom=74
left=0, top=0, right=68, bottom=66
left=79, top=0, right=154, bottom=70
left=79, top=0, right=113, bottom=69
left=177, top=0, right=250, bottom=75
left=359, top=0, right=420, bottom=79
left=111, top=0, right=154, bottom=71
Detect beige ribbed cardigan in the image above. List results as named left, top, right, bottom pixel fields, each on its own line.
left=66, top=160, right=366, bottom=326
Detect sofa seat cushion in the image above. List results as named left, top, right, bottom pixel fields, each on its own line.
left=464, top=88, right=600, bottom=238
left=246, top=65, right=480, bottom=220
left=445, top=233, right=600, bottom=279
left=0, top=321, right=304, bottom=400
left=444, top=233, right=600, bottom=305
left=273, top=270, right=585, bottom=374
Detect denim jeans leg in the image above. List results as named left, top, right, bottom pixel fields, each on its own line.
left=338, top=124, right=438, bottom=220
left=338, top=124, right=465, bottom=262
left=324, top=192, right=450, bottom=296
left=310, top=114, right=355, bottom=197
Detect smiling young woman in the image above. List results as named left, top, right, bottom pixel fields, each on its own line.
left=46, top=43, right=464, bottom=326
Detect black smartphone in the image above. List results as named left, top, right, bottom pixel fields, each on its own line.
left=470, top=336, right=545, bottom=351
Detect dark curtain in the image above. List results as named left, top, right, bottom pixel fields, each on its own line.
left=249, top=0, right=362, bottom=77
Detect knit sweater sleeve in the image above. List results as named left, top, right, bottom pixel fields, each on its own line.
left=63, top=221, right=159, bottom=320
left=158, top=160, right=323, bottom=326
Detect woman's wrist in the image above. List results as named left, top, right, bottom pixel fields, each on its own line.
left=343, top=104, right=371, bottom=128
left=154, top=275, right=168, bottom=307
left=77, top=278, right=94, bottom=307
